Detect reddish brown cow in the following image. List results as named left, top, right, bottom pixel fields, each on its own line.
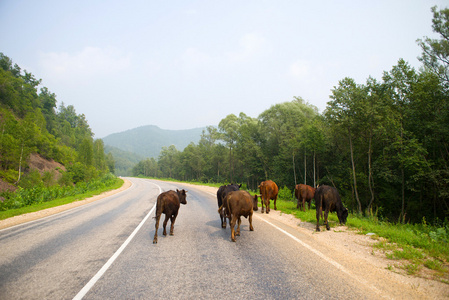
left=222, top=190, right=258, bottom=242
left=295, top=184, right=316, bottom=211
left=153, top=189, right=187, bottom=244
left=259, top=180, right=278, bottom=214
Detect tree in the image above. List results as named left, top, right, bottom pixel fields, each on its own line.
left=218, top=114, right=239, bottom=182
left=327, top=78, right=364, bottom=214
left=417, top=6, right=449, bottom=91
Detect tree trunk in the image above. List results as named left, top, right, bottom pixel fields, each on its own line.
left=16, top=143, right=24, bottom=184
left=304, top=148, right=307, bottom=185
left=292, top=153, right=297, bottom=186
left=348, top=126, right=362, bottom=214
left=367, top=134, right=375, bottom=213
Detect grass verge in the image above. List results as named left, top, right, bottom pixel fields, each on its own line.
left=0, top=178, right=123, bottom=221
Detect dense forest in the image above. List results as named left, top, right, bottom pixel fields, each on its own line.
left=132, top=6, right=449, bottom=224
left=0, top=51, right=115, bottom=202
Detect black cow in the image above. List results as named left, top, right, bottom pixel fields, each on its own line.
left=315, top=185, right=348, bottom=231
left=217, top=183, right=241, bottom=228
left=153, top=189, right=187, bottom=244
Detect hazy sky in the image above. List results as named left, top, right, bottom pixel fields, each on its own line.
left=1, top=1, right=446, bottom=138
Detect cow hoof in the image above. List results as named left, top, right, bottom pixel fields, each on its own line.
left=316, top=227, right=321, bottom=232
left=170, top=233, right=174, bottom=236
left=153, top=239, right=158, bottom=244
left=231, top=239, right=236, bottom=242
left=326, top=227, right=330, bottom=231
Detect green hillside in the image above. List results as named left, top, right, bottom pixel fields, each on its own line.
left=103, top=125, right=206, bottom=158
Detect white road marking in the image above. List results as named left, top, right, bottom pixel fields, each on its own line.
left=254, top=214, right=385, bottom=298
left=73, top=181, right=161, bottom=300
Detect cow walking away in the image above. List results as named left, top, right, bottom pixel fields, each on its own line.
left=221, top=190, right=258, bottom=242
left=295, top=184, right=316, bottom=211
left=259, top=180, right=278, bottom=214
left=217, top=183, right=241, bottom=228
left=153, top=189, right=187, bottom=244
left=314, top=185, right=348, bottom=231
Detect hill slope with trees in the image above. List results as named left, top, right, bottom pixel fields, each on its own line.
left=0, top=52, right=115, bottom=209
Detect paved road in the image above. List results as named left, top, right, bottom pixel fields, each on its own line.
left=0, top=178, right=381, bottom=299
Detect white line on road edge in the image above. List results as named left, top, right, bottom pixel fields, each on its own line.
left=73, top=181, right=162, bottom=300
left=254, top=215, right=385, bottom=298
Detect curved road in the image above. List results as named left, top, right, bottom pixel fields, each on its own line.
left=0, top=178, right=382, bottom=299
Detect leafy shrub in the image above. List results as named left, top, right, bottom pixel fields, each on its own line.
left=278, top=185, right=293, bottom=201
left=0, top=173, right=117, bottom=211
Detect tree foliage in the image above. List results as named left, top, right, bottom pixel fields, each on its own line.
left=0, top=53, right=113, bottom=192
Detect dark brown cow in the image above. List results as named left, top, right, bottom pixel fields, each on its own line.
left=153, top=189, right=187, bottom=244
left=295, top=184, right=316, bottom=211
left=222, top=190, right=258, bottom=242
left=217, top=184, right=241, bottom=228
left=314, top=185, right=348, bottom=231
left=259, top=180, right=278, bottom=214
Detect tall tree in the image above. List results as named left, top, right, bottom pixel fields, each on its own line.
left=417, top=6, right=449, bottom=91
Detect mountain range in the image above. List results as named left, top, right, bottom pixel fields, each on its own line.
left=102, top=125, right=206, bottom=174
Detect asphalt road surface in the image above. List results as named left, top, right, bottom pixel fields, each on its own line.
left=0, top=178, right=383, bottom=299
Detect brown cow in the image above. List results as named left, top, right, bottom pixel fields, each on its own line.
left=259, top=180, right=278, bottom=214
left=314, top=185, right=348, bottom=231
left=295, top=184, right=316, bottom=211
left=217, top=183, right=241, bottom=228
left=222, top=190, right=258, bottom=242
left=153, top=189, right=187, bottom=244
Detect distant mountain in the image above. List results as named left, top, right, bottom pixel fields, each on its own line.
left=102, top=125, right=206, bottom=158
left=104, top=145, right=145, bottom=176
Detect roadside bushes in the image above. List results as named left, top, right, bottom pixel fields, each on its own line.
left=0, top=173, right=117, bottom=211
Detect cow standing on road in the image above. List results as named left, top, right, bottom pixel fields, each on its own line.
left=153, top=189, right=187, bottom=244
left=259, top=180, right=278, bottom=214
left=314, top=185, right=348, bottom=231
left=217, top=183, right=241, bottom=228
left=222, top=190, right=258, bottom=242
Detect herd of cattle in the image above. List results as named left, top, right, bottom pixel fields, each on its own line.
left=152, top=181, right=348, bottom=243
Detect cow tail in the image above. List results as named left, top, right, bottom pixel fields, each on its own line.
left=226, top=194, right=232, bottom=216
left=153, top=194, right=162, bottom=220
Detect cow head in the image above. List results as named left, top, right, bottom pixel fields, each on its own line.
left=338, top=207, right=348, bottom=225
left=177, top=189, right=188, bottom=205
left=252, top=195, right=259, bottom=211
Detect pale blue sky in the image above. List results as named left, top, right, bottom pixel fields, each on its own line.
left=1, top=1, right=446, bottom=138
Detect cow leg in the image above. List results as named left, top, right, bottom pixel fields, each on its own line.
left=249, top=212, right=254, bottom=231
left=324, top=210, right=330, bottom=231
left=273, top=197, right=277, bottom=211
left=162, top=214, right=169, bottom=236
left=261, top=197, right=265, bottom=213
left=230, top=216, right=237, bottom=242
left=302, top=199, right=306, bottom=212
left=307, top=200, right=311, bottom=210
left=296, top=197, right=300, bottom=209
left=236, top=217, right=241, bottom=236
left=316, top=207, right=321, bottom=232
left=169, top=214, right=177, bottom=235
left=266, top=200, right=270, bottom=214
left=153, top=212, right=161, bottom=243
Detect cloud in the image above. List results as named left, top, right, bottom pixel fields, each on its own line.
left=289, top=60, right=310, bottom=81
left=39, top=47, right=131, bottom=80
left=225, top=33, right=269, bottom=63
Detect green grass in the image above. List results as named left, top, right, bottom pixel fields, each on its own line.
left=0, top=178, right=123, bottom=221
left=272, top=197, right=449, bottom=281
